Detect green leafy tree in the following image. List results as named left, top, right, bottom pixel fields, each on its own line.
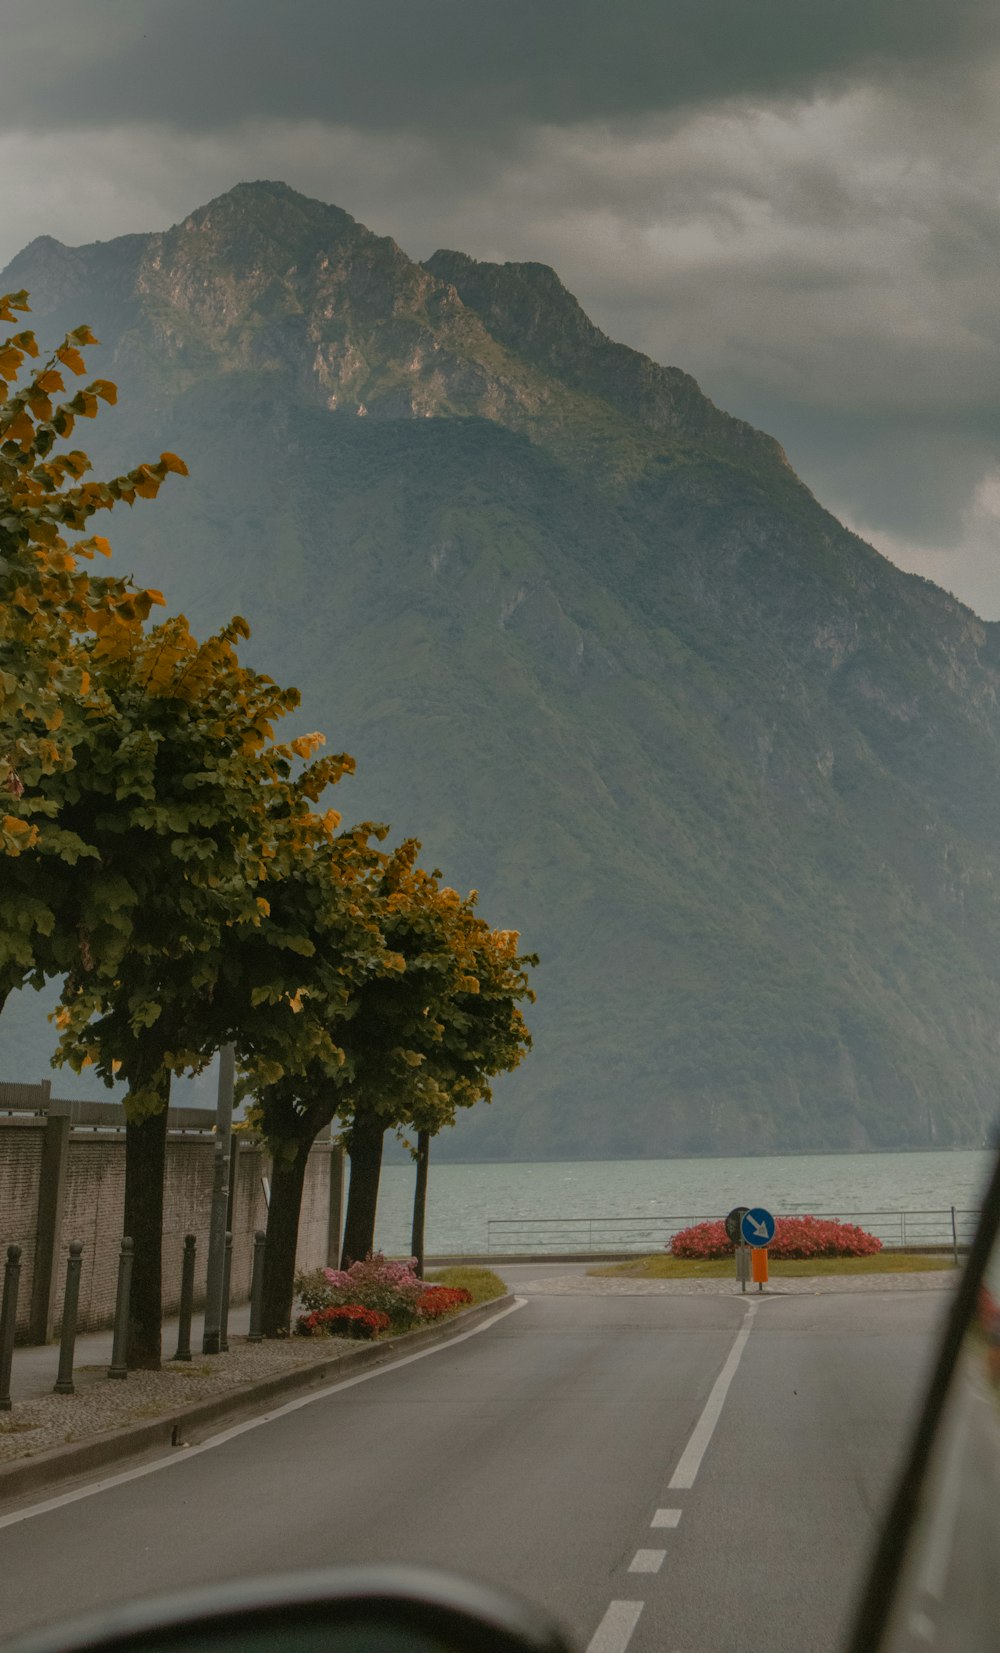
left=338, top=865, right=536, bottom=1265
left=52, top=616, right=349, bottom=1366
left=223, top=828, right=403, bottom=1336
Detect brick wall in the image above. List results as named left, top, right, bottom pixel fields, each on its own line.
left=0, top=1120, right=44, bottom=1336
left=56, top=1137, right=128, bottom=1334
left=1, top=1097, right=336, bottom=1341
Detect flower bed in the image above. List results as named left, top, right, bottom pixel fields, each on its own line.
left=416, top=1286, right=473, bottom=1319
left=296, top=1304, right=390, bottom=1339
left=295, top=1254, right=474, bottom=1337
left=670, top=1214, right=883, bottom=1260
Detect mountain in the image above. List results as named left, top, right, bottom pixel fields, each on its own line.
left=3, top=180, right=1000, bottom=1159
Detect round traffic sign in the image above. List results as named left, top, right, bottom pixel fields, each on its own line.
left=740, top=1207, right=776, bottom=1248
left=724, top=1206, right=749, bottom=1246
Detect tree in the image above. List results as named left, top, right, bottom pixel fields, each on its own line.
left=223, top=829, right=401, bottom=1337
left=244, top=840, right=534, bottom=1334
left=333, top=850, right=536, bottom=1266
left=1, top=288, right=186, bottom=1009
left=51, top=614, right=350, bottom=1366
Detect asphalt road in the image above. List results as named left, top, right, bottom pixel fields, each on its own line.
left=0, top=1282, right=949, bottom=1653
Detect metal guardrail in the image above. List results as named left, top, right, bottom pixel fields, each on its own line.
left=485, top=1208, right=980, bottom=1254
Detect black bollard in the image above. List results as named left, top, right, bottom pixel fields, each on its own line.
left=0, top=1245, right=23, bottom=1412
left=53, top=1242, right=84, bottom=1395
left=219, top=1232, right=233, bottom=1353
left=202, top=1142, right=228, bottom=1355
left=107, top=1236, right=133, bottom=1380
left=172, top=1235, right=197, bottom=1362
left=247, top=1230, right=266, bottom=1343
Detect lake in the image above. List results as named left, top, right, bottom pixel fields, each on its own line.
left=370, top=1148, right=997, bottom=1257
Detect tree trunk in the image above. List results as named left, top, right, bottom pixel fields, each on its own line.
left=123, top=1072, right=171, bottom=1370
left=341, top=1111, right=386, bottom=1266
left=410, top=1130, right=430, bottom=1277
left=260, top=1144, right=312, bottom=1338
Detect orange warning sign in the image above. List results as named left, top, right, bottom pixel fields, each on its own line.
left=751, top=1247, right=769, bottom=1285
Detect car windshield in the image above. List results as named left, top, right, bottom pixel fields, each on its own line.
left=2, top=7, right=1000, bottom=1653
left=867, top=1163, right=1000, bottom=1652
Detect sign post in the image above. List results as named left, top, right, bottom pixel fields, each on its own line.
left=740, top=1206, right=775, bottom=1293
left=725, top=1207, right=749, bottom=1294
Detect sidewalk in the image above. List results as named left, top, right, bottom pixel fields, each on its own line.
left=8, top=1300, right=253, bottom=1403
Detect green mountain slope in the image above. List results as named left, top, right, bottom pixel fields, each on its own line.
left=3, top=180, right=1000, bottom=1157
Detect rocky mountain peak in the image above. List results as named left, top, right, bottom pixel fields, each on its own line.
left=425, top=245, right=785, bottom=465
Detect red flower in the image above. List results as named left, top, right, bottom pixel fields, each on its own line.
left=416, top=1286, right=473, bottom=1319
left=295, top=1302, right=391, bottom=1339
left=670, top=1214, right=882, bottom=1260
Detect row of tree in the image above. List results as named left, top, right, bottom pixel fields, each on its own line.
left=0, top=291, right=535, bottom=1366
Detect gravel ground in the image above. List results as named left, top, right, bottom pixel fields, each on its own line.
left=0, top=1334, right=350, bottom=1464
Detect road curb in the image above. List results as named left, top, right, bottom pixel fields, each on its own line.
left=0, top=1294, right=515, bottom=1506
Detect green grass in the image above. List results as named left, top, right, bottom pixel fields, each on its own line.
left=424, top=1266, right=507, bottom=1303
left=589, top=1253, right=957, bottom=1280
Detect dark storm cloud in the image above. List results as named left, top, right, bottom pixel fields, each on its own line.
left=2, top=1, right=999, bottom=611
left=0, top=0, right=994, bottom=135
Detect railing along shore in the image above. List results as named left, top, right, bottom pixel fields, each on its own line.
left=485, top=1208, right=977, bottom=1255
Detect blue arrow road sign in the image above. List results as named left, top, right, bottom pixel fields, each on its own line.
left=741, top=1207, right=776, bottom=1247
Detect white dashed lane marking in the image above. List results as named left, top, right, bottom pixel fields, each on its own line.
left=585, top=1299, right=765, bottom=1653
left=628, top=1549, right=667, bottom=1574
left=585, top=1600, right=644, bottom=1653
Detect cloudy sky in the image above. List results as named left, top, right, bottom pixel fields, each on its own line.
left=2, top=1, right=999, bottom=612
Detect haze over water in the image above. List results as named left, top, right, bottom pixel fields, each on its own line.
left=372, top=1148, right=996, bottom=1257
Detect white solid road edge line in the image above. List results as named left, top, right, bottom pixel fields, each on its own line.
left=668, top=1298, right=760, bottom=1490
left=585, top=1600, right=644, bottom=1653
left=0, top=1296, right=529, bottom=1530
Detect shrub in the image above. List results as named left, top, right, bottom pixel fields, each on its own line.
left=296, top=1252, right=425, bottom=1329
left=295, top=1304, right=390, bottom=1339
left=670, top=1215, right=883, bottom=1260
left=295, top=1255, right=478, bottom=1332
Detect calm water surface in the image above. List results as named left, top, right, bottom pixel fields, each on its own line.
left=371, top=1149, right=996, bottom=1256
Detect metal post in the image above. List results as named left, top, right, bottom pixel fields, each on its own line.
left=203, top=1045, right=235, bottom=1355
left=108, top=1237, right=133, bottom=1379
left=203, top=1142, right=228, bottom=1355
left=53, top=1242, right=84, bottom=1395
left=0, top=1245, right=23, bottom=1411
left=326, top=1144, right=345, bottom=1269
left=410, top=1130, right=430, bottom=1279
left=951, top=1205, right=959, bottom=1267
left=247, top=1229, right=266, bottom=1343
left=219, top=1232, right=233, bottom=1353
left=172, top=1235, right=197, bottom=1362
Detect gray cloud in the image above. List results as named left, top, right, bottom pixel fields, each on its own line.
left=1, top=4, right=999, bottom=612
left=0, top=0, right=993, bottom=135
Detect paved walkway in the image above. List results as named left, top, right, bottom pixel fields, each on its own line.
left=7, top=1301, right=253, bottom=1403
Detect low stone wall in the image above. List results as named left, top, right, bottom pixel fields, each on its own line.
left=0, top=1082, right=341, bottom=1342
